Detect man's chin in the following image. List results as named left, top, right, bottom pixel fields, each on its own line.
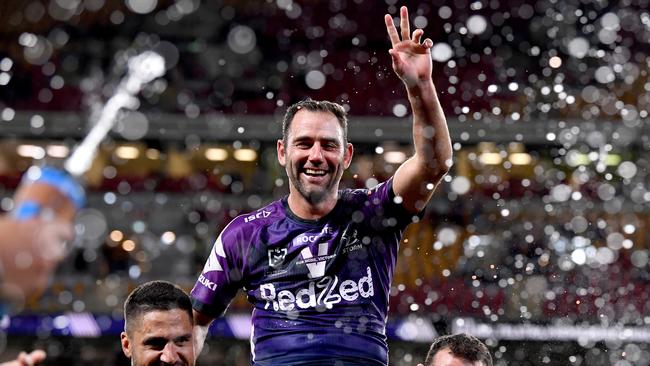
left=298, top=186, right=331, bottom=204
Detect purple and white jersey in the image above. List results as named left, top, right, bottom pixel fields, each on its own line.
left=191, top=178, right=419, bottom=365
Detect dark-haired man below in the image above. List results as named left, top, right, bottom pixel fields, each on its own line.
left=121, top=281, right=195, bottom=366
left=418, top=333, right=492, bottom=366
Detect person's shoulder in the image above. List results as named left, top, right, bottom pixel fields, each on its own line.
left=215, top=200, right=285, bottom=254
left=226, top=199, right=285, bottom=234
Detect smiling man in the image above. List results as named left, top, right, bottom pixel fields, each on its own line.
left=191, top=5, right=452, bottom=365
left=418, top=334, right=492, bottom=366
left=121, top=281, right=194, bottom=366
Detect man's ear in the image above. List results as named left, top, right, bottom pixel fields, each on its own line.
left=343, top=142, right=354, bottom=169
left=277, top=139, right=286, bottom=167
left=121, top=332, right=132, bottom=358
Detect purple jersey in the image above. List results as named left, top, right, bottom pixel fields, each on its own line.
left=191, top=178, right=419, bottom=365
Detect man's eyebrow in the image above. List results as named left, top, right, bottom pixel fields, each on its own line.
left=293, top=135, right=340, bottom=144
left=174, top=334, right=192, bottom=342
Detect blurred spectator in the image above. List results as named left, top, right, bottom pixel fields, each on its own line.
left=0, top=217, right=73, bottom=306
left=419, top=333, right=492, bottom=366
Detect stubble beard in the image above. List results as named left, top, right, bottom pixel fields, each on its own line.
left=288, top=165, right=342, bottom=205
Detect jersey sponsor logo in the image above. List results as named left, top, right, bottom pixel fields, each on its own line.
left=299, top=243, right=329, bottom=278
left=260, top=266, right=374, bottom=311
left=292, top=234, right=320, bottom=246
left=268, top=248, right=288, bottom=268
left=198, top=273, right=218, bottom=291
left=244, top=209, right=271, bottom=223
left=291, top=228, right=334, bottom=247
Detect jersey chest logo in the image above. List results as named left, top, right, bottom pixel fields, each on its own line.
left=268, top=248, right=288, bottom=268
left=299, top=243, right=329, bottom=278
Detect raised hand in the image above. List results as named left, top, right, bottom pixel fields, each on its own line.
left=384, top=6, right=433, bottom=87
left=0, top=350, right=47, bottom=366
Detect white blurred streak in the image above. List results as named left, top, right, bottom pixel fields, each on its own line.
left=65, top=51, right=165, bottom=177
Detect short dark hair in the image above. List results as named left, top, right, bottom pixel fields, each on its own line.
left=282, top=99, right=349, bottom=143
left=424, top=333, right=492, bottom=366
left=123, top=280, right=193, bottom=333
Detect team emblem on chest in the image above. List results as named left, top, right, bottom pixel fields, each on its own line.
left=268, top=248, right=288, bottom=268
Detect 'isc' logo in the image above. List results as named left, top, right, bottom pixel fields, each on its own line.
left=244, top=210, right=271, bottom=223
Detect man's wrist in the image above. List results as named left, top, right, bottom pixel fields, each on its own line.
left=405, top=77, right=435, bottom=91
left=406, top=79, right=437, bottom=103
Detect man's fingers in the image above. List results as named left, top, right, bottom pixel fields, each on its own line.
left=388, top=49, right=399, bottom=64
left=423, top=38, right=433, bottom=49
left=22, top=355, right=32, bottom=366
left=16, top=350, right=47, bottom=366
left=27, top=350, right=47, bottom=365
left=38, top=221, right=74, bottom=261
left=412, top=29, right=424, bottom=44
left=17, top=352, right=32, bottom=366
left=384, top=14, right=400, bottom=46
left=400, top=6, right=410, bottom=40
left=49, top=221, right=75, bottom=242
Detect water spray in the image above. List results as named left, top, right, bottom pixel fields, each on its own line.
left=13, top=51, right=166, bottom=220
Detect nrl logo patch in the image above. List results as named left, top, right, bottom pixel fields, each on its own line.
left=268, top=248, right=288, bottom=269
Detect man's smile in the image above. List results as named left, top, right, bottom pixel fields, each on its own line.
left=303, top=168, right=327, bottom=176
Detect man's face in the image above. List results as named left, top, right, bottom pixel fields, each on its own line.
left=429, top=348, right=484, bottom=366
left=277, top=110, right=353, bottom=204
left=121, top=309, right=194, bottom=366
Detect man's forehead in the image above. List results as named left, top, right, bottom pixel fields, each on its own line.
left=432, top=348, right=484, bottom=366
left=288, top=110, right=344, bottom=138
left=292, top=109, right=339, bottom=122
left=131, top=309, right=192, bottom=334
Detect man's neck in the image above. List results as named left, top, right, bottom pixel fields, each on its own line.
left=287, top=192, right=338, bottom=220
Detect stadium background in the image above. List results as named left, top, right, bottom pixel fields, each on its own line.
left=1, top=0, right=650, bottom=365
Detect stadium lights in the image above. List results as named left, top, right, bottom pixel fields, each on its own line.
left=122, top=239, right=136, bottom=252
left=384, top=151, right=407, bottom=164
left=46, top=144, right=70, bottom=158
left=479, top=152, right=502, bottom=165
left=145, top=148, right=160, bottom=160
left=233, top=148, right=257, bottom=162
left=453, top=317, right=650, bottom=343
left=604, top=153, right=621, bottom=166
left=508, top=152, right=532, bottom=165
left=476, top=142, right=503, bottom=165
left=205, top=147, right=229, bottom=161
left=16, top=144, right=45, bottom=159
left=115, top=145, right=140, bottom=159
left=161, top=231, right=176, bottom=245
left=566, top=151, right=621, bottom=167
left=566, top=151, right=590, bottom=167
left=109, top=230, right=124, bottom=242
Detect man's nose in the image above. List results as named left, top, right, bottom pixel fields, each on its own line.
left=308, top=143, right=324, bottom=162
left=160, top=343, right=181, bottom=364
